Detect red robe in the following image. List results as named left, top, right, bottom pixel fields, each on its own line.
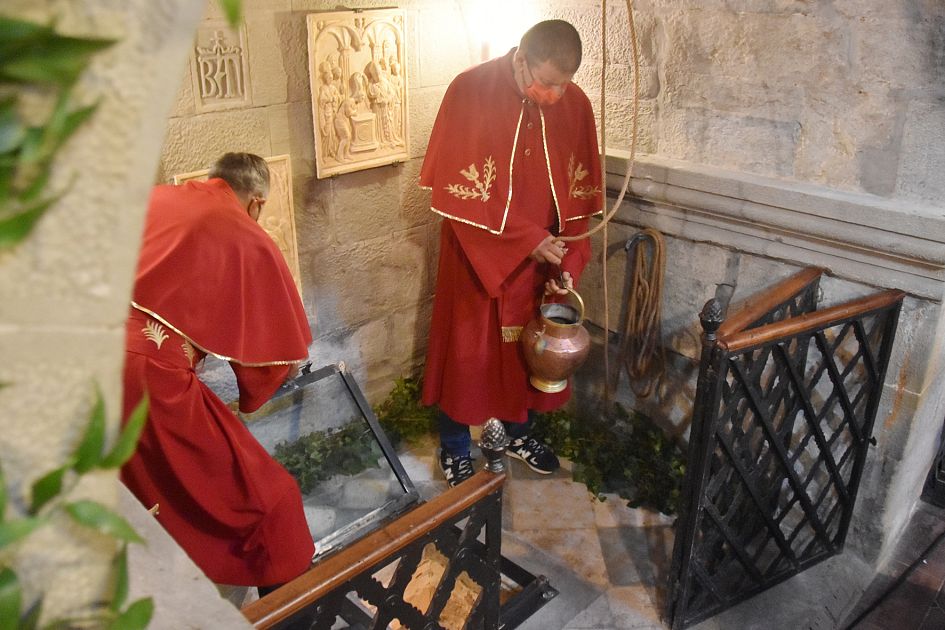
left=420, top=49, right=602, bottom=425
left=121, top=178, right=314, bottom=586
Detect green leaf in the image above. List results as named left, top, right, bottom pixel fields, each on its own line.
left=100, top=394, right=148, bottom=469
left=73, top=386, right=106, bottom=473
left=110, top=545, right=129, bottom=612
left=65, top=500, right=143, bottom=544
left=218, top=0, right=242, bottom=28
left=0, top=97, right=25, bottom=154
left=42, top=95, right=99, bottom=160
left=0, top=567, right=22, bottom=630
left=29, top=465, right=69, bottom=514
left=108, top=597, right=154, bottom=630
left=16, top=124, right=45, bottom=167
left=0, top=195, right=56, bottom=251
left=0, top=517, right=44, bottom=550
left=0, top=34, right=114, bottom=86
left=18, top=598, right=42, bottom=630
left=0, top=16, right=48, bottom=47
left=0, top=460, right=6, bottom=522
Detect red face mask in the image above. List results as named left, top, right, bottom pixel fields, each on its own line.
left=522, top=63, right=568, bottom=106
left=526, top=81, right=566, bottom=106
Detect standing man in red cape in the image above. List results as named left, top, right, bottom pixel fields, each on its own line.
left=420, top=20, right=603, bottom=486
left=121, top=153, right=314, bottom=592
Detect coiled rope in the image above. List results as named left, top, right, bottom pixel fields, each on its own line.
left=614, top=228, right=665, bottom=398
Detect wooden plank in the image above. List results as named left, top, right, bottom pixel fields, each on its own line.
left=242, top=471, right=506, bottom=628
left=717, top=267, right=825, bottom=338
left=720, top=289, right=904, bottom=353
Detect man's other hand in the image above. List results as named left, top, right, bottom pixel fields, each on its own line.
left=545, top=271, right=573, bottom=296
left=529, top=235, right=568, bottom=264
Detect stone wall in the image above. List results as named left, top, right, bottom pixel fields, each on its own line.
left=589, top=1, right=945, bottom=207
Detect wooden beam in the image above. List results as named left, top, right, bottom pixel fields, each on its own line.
left=242, top=471, right=506, bottom=628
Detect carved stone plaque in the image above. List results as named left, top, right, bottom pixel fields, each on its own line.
left=173, top=155, right=302, bottom=292
left=307, top=9, right=409, bottom=178
left=191, top=20, right=252, bottom=113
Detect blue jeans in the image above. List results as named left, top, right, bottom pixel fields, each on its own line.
left=438, top=410, right=535, bottom=457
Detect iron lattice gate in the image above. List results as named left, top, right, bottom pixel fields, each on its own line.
left=669, top=268, right=904, bottom=629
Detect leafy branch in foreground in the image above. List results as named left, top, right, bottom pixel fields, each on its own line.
left=0, top=15, right=115, bottom=251
left=0, top=389, right=153, bottom=630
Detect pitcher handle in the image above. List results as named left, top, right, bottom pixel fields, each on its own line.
left=540, top=287, right=585, bottom=324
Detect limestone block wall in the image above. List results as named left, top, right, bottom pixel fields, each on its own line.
left=587, top=1, right=945, bottom=207
left=0, top=0, right=205, bottom=621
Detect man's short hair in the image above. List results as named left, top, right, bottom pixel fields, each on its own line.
left=520, top=20, right=583, bottom=75
left=209, top=153, right=270, bottom=198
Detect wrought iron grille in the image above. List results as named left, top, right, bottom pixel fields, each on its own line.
left=669, top=269, right=904, bottom=630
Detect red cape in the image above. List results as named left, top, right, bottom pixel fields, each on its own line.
left=420, top=49, right=602, bottom=235
left=132, top=179, right=311, bottom=365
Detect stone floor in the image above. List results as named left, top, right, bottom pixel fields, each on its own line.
left=397, top=434, right=945, bottom=630
left=401, top=433, right=676, bottom=630
left=842, top=500, right=945, bottom=630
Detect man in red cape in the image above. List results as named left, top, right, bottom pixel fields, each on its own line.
left=121, top=153, right=314, bottom=591
left=420, top=20, right=602, bottom=486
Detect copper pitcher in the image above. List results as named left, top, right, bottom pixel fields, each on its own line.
left=521, top=288, right=591, bottom=393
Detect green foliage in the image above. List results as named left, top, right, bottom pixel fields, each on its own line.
left=373, top=377, right=437, bottom=445
left=531, top=403, right=687, bottom=515
left=372, top=375, right=685, bottom=515
left=274, top=423, right=383, bottom=494
left=0, top=390, right=153, bottom=629
left=218, top=0, right=243, bottom=28
left=0, top=16, right=115, bottom=251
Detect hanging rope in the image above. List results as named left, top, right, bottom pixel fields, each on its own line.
left=613, top=228, right=665, bottom=399
left=599, top=0, right=610, bottom=396
left=560, top=0, right=640, bottom=245
left=565, top=0, right=642, bottom=400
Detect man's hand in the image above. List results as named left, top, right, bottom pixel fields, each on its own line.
left=529, top=234, right=568, bottom=265
left=545, top=271, right=574, bottom=296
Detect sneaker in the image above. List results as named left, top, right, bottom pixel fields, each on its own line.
left=439, top=450, right=475, bottom=487
left=506, top=435, right=561, bottom=475
left=507, top=435, right=560, bottom=474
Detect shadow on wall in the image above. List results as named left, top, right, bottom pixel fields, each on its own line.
left=572, top=327, right=698, bottom=445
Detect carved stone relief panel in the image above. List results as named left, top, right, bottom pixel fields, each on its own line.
left=190, top=20, right=252, bottom=113
left=307, top=9, right=409, bottom=178
left=172, top=155, right=302, bottom=292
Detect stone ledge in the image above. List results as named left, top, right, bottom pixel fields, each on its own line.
left=120, top=484, right=253, bottom=629
left=605, top=152, right=945, bottom=300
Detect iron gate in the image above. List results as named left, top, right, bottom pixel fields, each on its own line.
left=669, top=268, right=904, bottom=629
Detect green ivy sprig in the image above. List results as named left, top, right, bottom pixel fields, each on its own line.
left=372, top=375, right=686, bottom=515
left=0, top=389, right=152, bottom=630
left=373, top=377, right=438, bottom=445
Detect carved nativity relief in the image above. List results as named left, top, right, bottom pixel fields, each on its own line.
left=190, top=20, right=252, bottom=113
left=307, top=9, right=409, bottom=178
left=173, top=155, right=303, bottom=292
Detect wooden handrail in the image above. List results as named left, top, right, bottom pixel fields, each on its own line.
left=242, top=470, right=506, bottom=628
left=720, top=289, right=904, bottom=353
left=717, top=267, right=825, bottom=338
